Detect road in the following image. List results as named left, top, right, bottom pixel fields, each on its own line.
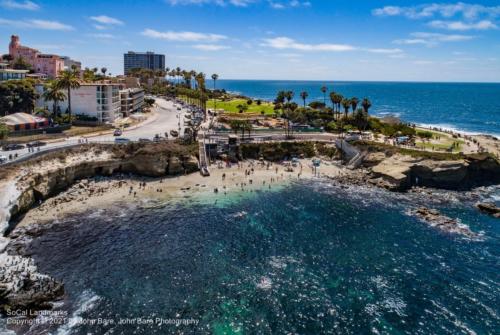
left=0, top=98, right=186, bottom=164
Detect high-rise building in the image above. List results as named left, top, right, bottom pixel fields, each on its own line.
left=124, top=51, right=165, bottom=75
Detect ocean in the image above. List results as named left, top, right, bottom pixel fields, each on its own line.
left=8, top=181, right=500, bottom=334
left=216, top=80, right=500, bottom=137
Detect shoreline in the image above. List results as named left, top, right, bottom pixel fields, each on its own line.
left=14, top=159, right=345, bottom=228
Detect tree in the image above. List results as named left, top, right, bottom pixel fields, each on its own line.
left=236, top=103, right=248, bottom=113
left=341, top=98, right=351, bottom=119
left=321, top=86, right=328, bottom=105
left=350, top=97, right=359, bottom=115
left=144, top=97, right=155, bottom=107
left=54, top=69, right=80, bottom=123
left=362, top=98, right=372, bottom=114
left=12, top=57, right=32, bottom=71
left=211, top=73, right=218, bottom=115
left=42, top=83, right=66, bottom=117
left=82, top=68, right=95, bottom=82
left=0, top=121, right=8, bottom=139
left=0, top=79, right=38, bottom=115
left=300, top=91, right=309, bottom=108
left=353, top=108, right=369, bottom=130
left=101, top=67, right=107, bottom=76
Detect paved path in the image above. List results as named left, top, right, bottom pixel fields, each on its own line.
left=0, top=98, right=187, bottom=165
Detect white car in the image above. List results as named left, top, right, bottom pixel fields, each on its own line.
left=0, top=155, right=8, bottom=163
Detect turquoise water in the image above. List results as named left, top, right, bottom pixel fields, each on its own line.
left=217, top=80, right=500, bottom=137
left=14, top=181, right=500, bottom=334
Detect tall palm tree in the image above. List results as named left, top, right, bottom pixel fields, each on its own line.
left=341, top=98, right=350, bottom=119
left=329, top=91, right=336, bottom=111
left=350, top=97, right=359, bottom=114
left=362, top=98, right=372, bottom=114
left=334, top=94, right=343, bottom=120
left=300, top=91, right=309, bottom=108
left=211, top=73, right=219, bottom=115
left=321, top=86, right=328, bottom=106
left=42, top=83, right=66, bottom=118
left=285, top=91, right=294, bottom=103
left=101, top=67, right=107, bottom=77
left=54, top=69, right=80, bottom=124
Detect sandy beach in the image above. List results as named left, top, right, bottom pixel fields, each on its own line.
left=16, top=159, right=346, bottom=228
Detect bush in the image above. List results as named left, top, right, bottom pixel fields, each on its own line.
left=417, top=130, right=433, bottom=139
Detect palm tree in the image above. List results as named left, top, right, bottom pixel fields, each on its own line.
left=362, top=98, right=372, bottom=114
left=54, top=69, right=80, bottom=123
left=333, top=94, right=343, bottom=120
left=100, top=67, right=107, bottom=77
left=300, top=91, right=309, bottom=108
left=211, top=73, right=219, bottom=115
left=176, top=67, right=181, bottom=85
left=350, top=97, right=359, bottom=114
left=329, top=91, right=336, bottom=112
left=285, top=91, right=294, bottom=103
left=341, top=98, right=350, bottom=119
left=321, top=86, right=328, bottom=106
left=42, top=83, right=66, bottom=118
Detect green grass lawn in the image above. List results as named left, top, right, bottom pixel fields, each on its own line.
left=415, top=128, right=464, bottom=152
left=207, top=99, right=275, bottom=115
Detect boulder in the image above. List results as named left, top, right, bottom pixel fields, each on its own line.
left=476, top=202, right=500, bottom=218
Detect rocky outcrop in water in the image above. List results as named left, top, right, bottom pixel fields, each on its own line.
left=368, top=153, right=500, bottom=191
left=476, top=202, right=500, bottom=218
left=410, top=207, right=479, bottom=238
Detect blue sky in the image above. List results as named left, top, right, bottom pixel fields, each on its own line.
left=1, top=0, right=499, bottom=82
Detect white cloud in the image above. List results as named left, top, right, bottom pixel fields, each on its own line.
left=365, top=48, right=403, bottom=54
left=0, top=0, right=39, bottom=10
left=262, top=37, right=403, bottom=56
left=166, top=0, right=255, bottom=7
left=269, top=0, right=310, bottom=9
left=141, top=29, right=227, bottom=42
left=89, top=15, right=124, bottom=25
left=262, top=37, right=356, bottom=51
left=87, top=33, right=117, bottom=39
left=428, top=19, right=497, bottom=31
left=373, top=3, right=499, bottom=32
left=166, top=0, right=310, bottom=8
left=373, top=3, right=500, bottom=20
left=394, top=32, right=475, bottom=46
left=0, top=18, right=74, bottom=30
left=192, top=44, right=231, bottom=51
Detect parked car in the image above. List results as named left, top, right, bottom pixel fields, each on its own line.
left=113, top=129, right=123, bottom=136
left=170, top=130, right=179, bottom=137
left=2, top=143, right=25, bottom=151
left=27, top=141, right=47, bottom=148
left=114, top=137, right=130, bottom=144
left=0, top=155, right=7, bottom=163
left=138, top=138, right=151, bottom=143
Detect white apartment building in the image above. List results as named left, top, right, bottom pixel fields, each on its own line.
left=120, top=88, right=145, bottom=116
left=36, top=83, right=122, bottom=123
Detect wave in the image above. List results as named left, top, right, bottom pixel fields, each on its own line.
left=54, top=290, right=102, bottom=335
left=416, top=123, right=500, bottom=138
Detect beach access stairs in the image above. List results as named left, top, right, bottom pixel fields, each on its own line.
left=198, top=141, right=210, bottom=176
left=335, top=139, right=366, bottom=169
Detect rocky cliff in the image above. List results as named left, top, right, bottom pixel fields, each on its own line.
left=366, top=152, right=500, bottom=191
left=0, top=142, right=199, bottom=314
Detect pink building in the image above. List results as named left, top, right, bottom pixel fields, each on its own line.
left=8, top=35, right=64, bottom=78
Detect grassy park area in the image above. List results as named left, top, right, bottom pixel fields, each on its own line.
left=414, top=129, right=465, bottom=153
left=207, top=99, right=275, bottom=115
